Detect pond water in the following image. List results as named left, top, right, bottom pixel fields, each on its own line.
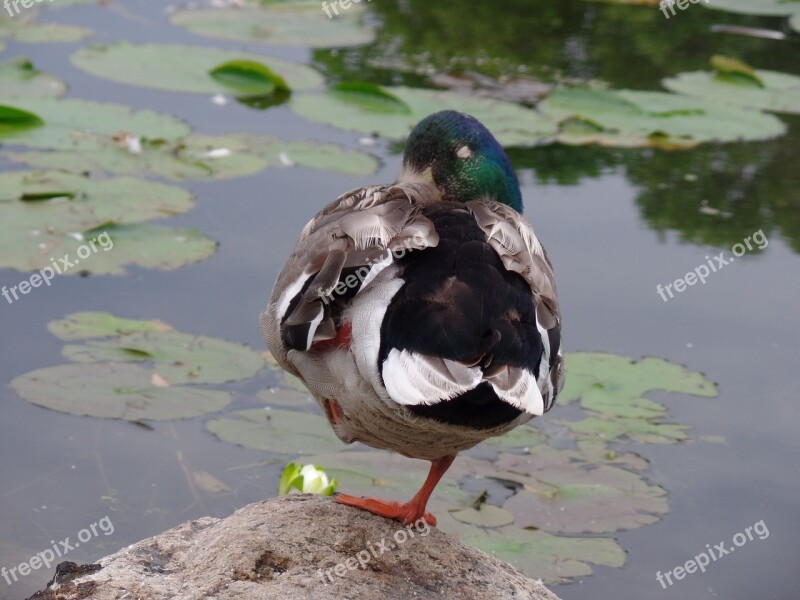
left=0, top=1, right=798, bottom=599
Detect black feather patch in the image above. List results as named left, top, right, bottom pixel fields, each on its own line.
left=380, top=202, right=543, bottom=428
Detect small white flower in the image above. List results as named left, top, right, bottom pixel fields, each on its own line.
left=299, top=465, right=332, bottom=494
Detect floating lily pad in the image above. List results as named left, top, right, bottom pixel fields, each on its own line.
left=664, top=61, right=800, bottom=114
left=0, top=11, right=92, bottom=43
left=0, top=98, right=190, bottom=150
left=483, top=423, right=546, bottom=448
left=3, top=132, right=378, bottom=179
left=449, top=504, right=515, bottom=527
left=71, top=43, right=322, bottom=98
left=12, top=363, right=232, bottom=421
left=0, top=222, right=216, bottom=275
left=539, top=87, right=787, bottom=148
left=454, top=523, right=626, bottom=584
left=62, top=330, right=266, bottom=385
left=206, top=408, right=342, bottom=455
left=702, top=0, right=800, bottom=16
left=48, top=312, right=172, bottom=341
left=13, top=313, right=268, bottom=420
left=291, top=85, right=557, bottom=145
left=170, top=4, right=376, bottom=48
left=0, top=171, right=209, bottom=274
left=0, top=57, right=66, bottom=98
left=496, top=453, right=668, bottom=533
left=559, top=414, right=692, bottom=444
left=560, top=352, right=717, bottom=419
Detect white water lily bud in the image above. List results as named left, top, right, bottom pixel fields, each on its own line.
left=298, top=464, right=331, bottom=494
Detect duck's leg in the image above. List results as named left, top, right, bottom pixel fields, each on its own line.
left=335, top=455, right=456, bottom=526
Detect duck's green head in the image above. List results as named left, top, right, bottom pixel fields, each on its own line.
left=400, top=110, right=523, bottom=213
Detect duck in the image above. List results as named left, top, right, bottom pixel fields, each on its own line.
left=261, top=110, right=564, bottom=526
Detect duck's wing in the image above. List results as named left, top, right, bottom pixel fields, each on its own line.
left=263, top=182, right=441, bottom=367
left=376, top=199, right=564, bottom=427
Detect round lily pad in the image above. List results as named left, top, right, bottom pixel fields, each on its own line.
left=61, top=330, right=266, bottom=385
left=12, top=363, right=232, bottom=421
left=291, top=84, right=557, bottom=145
left=206, top=408, right=342, bottom=455
left=664, top=68, right=800, bottom=114
left=452, top=522, right=626, bottom=584
left=0, top=97, right=190, bottom=150
left=0, top=57, right=66, bottom=99
left=0, top=171, right=210, bottom=274
left=71, top=43, right=323, bottom=97
left=3, top=132, right=378, bottom=180
left=497, top=454, right=668, bottom=533
left=702, top=0, right=800, bottom=16
left=170, top=4, right=376, bottom=48
left=0, top=12, right=92, bottom=43
left=48, top=312, right=173, bottom=341
left=540, top=87, right=787, bottom=148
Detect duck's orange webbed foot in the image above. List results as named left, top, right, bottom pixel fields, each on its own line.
left=335, top=493, right=437, bottom=526
left=334, top=455, right=456, bottom=527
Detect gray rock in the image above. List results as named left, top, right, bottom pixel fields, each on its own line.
left=28, top=494, right=561, bottom=600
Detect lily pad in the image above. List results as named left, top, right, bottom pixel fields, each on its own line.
left=702, top=0, right=800, bottom=16
left=206, top=408, right=342, bottom=455
left=0, top=12, right=92, bottom=43
left=560, top=352, right=717, bottom=418
left=3, top=133, right=378, bottom=180
left=0, top=57, right=66, bottom=98
left=71, top=43, right=322, bottom=97
left=291, top=85, right=557, bottom=145
left=664, top=63, right=800, bottom=114
left=449, top=504, right=515, bottom=527
left=497, top=453, right=668, bottom=533
left=0, top=98, right=190, bottom=150
left=454, top=523, right=626, bottom=584
left=559, top=414, right=692, bottom=444
left=48, top=312, right=172, bottom=341
left=0, top=171, right=209, bottom=274
left=12, top=363, right=232, bottom=421
left=539, top=87, right=787, bottom=148
left=170, top=4, right=376, bottom=48
left=61, top=330, right=266, bottom=385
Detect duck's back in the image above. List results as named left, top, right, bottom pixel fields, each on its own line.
left=262, top=183, right=563, bottom=459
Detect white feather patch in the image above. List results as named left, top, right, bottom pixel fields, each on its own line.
left=489, top=368, right=545, bottom=416
left=382, top=349, right=482, bottom=406
left=275, top=270, right=312, bottom=322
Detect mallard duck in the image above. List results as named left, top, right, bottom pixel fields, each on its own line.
left=261, top=110, right=563, bottom=525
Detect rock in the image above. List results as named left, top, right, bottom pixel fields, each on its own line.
left=27, top=495, right=561, bottom=600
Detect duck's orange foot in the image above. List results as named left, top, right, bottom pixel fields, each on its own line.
left=335, top=493, right=437, bottom=527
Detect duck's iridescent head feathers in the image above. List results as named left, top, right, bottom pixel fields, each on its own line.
left=400, top=110, right=523, bottom=213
